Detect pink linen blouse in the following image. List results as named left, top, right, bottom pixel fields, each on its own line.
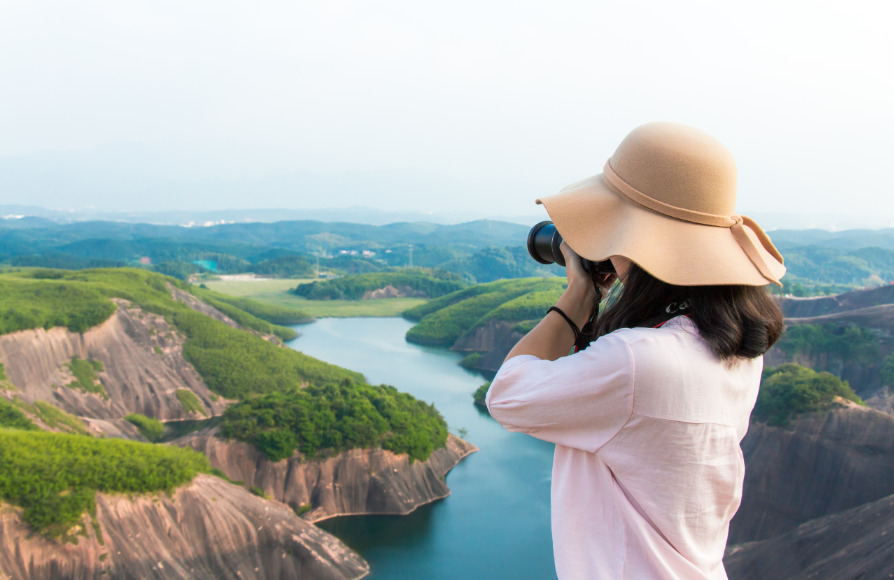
left=486, top=316, right=761, bottom=580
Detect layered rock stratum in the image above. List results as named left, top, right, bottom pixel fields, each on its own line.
left=176, top=428, right=478, bottom=522
left=725, top=492, right=894, bottom=580
left=0, top=474, right=368, bottom=580
left=451, top=320, right=524, bottom=376
left=730, top=401, right=894, bottom=544
left=0, top=299, right=225, bottom=424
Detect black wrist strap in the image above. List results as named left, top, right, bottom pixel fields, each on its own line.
left=547, top=306, right=581, bottom=344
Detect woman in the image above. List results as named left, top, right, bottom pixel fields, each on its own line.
left=486, top=122, right=785, bottom=579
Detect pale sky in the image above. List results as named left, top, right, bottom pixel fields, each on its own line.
left=0, top=0, right=892, bottom=216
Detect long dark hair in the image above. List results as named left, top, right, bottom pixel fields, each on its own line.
left=593, top=263, right=784, bottom=360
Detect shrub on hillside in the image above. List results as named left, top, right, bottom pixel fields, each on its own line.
left=0, top=276, right=117, bottom=335
left=153, top=261, right=204, bottom=281
left=176, top=389, right=206, bottom=416
left=65, top=357, right=106, bottom=398
left=220, top=378, right=448, bottom=463
left=473, top=383, right=491, bottom=407
left=248, top=256, right=315, bottom=278
left=124, top=413, right=165, bottom=442
left=190, top=286, right=311, bottom=328
left=777, top=323, right=879, bottom=365
left=405, top=278, right=563, bottom=347
left=0, top=430, right=210, bottom=535
left=291, top=269, right=466, bottom=301
left=752, top=363, right=864, bottom=426
left=0, top=398, right=39, bottom=430
left=175, top=308, right=362, bottom=399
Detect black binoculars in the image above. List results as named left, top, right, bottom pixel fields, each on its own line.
left=527, top=221, right=616, bottom=275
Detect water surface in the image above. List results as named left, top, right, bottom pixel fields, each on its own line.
left=287, top=317, right=557, bottom=580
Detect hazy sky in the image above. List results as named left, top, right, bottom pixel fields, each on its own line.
left=1, top=0, right=892, bottom=216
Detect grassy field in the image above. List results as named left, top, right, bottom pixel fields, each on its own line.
left=200, top=278, right=427, bottom=318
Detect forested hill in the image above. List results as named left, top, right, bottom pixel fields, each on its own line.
left=0, top=217, right=560, bottom=283
left=7, top=216, right=894, bottom=289
left=0, top=267, right=450, bottom=541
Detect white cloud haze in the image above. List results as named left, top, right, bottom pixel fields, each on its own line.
left=0, top=0, right=891, bottom=217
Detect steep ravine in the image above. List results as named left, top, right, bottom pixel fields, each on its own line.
left=0, top=474, right=368, bottom=580
left=729, top=401, right=894, bottom=544
left=175, top=427, right=478, bottom=522
left=0, top=299, right=226, bottom=425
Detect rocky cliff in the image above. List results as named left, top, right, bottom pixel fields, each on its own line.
left=175, top=428, right=478, bottom=522
left=778, top=284, right=894, bottom=318
left=0, top=299, right=226, bottom=426
left=729, top=401, right=894, bottom=544
left=360, top=285, right=427, bottom=299
left=451, top=320, right=524, bottom=375
left=0, top=474, right=368, bottom=580
left=725, top=492, right=894, bottom=580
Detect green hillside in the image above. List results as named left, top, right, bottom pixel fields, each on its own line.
left=0, top=267, right=451, bottom=534
left=291, top=269, right=467, bottom=300
left=0, top=268, right=302, bottom=341
left=220, top=378, right=447, bottom=463
left=0, top=429, right=212, bottom=536
left=404, top=278, right=566, bottom=347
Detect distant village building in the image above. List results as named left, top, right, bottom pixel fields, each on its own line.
left=140, top=257, right=152, bottom=265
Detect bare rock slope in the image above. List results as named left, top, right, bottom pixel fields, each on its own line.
left=176, top=428, right=478, bottom=522
left=0, top=474, right=368, bottom=580
left=0, top=299, right=225, bottom=424
left=779, top=284, right=894, bottom=319
left=725, top=492, right=894, bottom=580
left=729, top=401, right=894, bottom=544
left=451, top=320, right=525, bottom=376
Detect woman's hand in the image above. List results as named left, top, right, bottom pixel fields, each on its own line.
left=556, top=242, right=617, bottom=328
left=502, top=242, right=619, bottom=363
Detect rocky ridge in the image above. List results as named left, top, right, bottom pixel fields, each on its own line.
left=0, top=299, right=225, bottom=425
left=730, top=400, right=894, bottom=544
left=0, top=474, right=368, bottom=580
left=360, top=285, right=427, bottom=299
left=176, top=428, right=478, bottom=522
left=451, top=320, right=525, bottom=376
left=725, top=492, right=894, bottom=580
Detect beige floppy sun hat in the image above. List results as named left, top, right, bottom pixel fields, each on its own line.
left=536, top=122, right=786, bottom=287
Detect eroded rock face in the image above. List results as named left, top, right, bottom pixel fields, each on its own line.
left=0, top=299, right=226, bottom=423
left=450, top=320, right=524, bottom=376
left=725, top=493, right=894, bottom=580
left=175, top=428, right=478, bottom=522
left=360, top=285, right=427, bottom=299
left=169, top=284, right=241, bottom=328
left=778, top=284, right=894, bottom=318
left=452, top=320, right=516, bottom=353
left=0, top=474, right=369, bottom=580
left=729, top=402, right=894, bottom=544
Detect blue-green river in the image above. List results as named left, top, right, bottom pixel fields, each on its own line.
left=287, top=317, right=558, bottom=580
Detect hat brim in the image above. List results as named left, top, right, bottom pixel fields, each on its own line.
left=536, top=173, right=786, bottom=286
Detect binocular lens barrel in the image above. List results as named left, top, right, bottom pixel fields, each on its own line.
left=526, top=221, right=616, bottom=274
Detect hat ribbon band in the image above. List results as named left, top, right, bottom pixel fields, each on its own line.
left=603, top=160, right=783, bottom=285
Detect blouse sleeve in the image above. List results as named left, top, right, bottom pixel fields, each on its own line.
left=485, top=333, right=634, bottom=453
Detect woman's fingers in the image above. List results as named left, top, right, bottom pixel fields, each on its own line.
left=559, top=241, right=588, bottom=286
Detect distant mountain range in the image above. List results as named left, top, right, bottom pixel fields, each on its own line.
left=0, top=204, right=547, bottom=227
left=3, top=203, right=893, bottom=231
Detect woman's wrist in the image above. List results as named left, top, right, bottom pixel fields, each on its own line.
left=555, top=284, right=598, bottom=328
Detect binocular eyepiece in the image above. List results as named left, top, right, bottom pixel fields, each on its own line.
left=527, top=221, right=616, bottom=275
